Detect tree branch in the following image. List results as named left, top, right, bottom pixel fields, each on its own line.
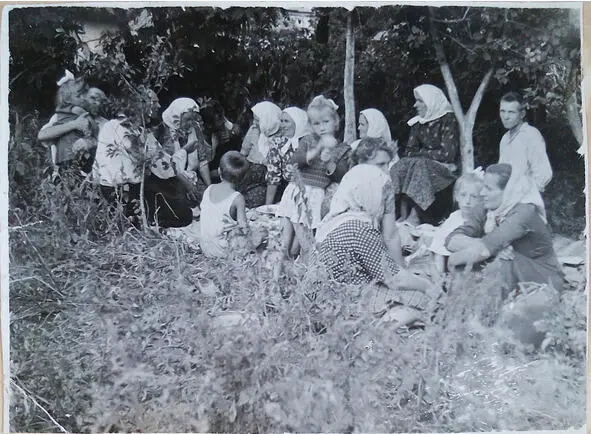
left=431, top=7, right=471, bottom=24
left=466, top=67, right=493, bottom=126
left=429, top=7, right=465, bottom=124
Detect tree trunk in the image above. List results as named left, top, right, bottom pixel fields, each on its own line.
left=343, top=12, right=356, bottom=144
left=429, top=8, right=493, bottom=173
left=565, top=92, right=584, bottom=154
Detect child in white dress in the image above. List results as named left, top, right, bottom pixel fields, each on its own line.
left=200, top=151, right=266, bottom=258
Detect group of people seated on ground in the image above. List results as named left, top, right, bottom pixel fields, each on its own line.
left=38, top=71, right=565, bottom=322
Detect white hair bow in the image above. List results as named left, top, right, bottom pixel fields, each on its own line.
left=56, top=70, right=75, bottom=87
left=311, top=95, right=339, bottom=111
left=471, top=166, right=485, bottom=179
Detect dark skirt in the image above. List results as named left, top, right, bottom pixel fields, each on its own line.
left=239, top=163, right=268, bottom=209
left=390, top=157, right=457, bottom=211
left=495, top=253, right=564, bottom=297
left=144, top=175, right=196, bottom=228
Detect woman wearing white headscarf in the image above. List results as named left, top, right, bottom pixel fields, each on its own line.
left=350, top=108, right=399, bottom=165
left=446, top=163, right=563, bottom=294
left=314, top=165, right=440, bottom=313
left=143, top=97, right=210, bottom=227
left=239, top=101, right=283, bottom=207
left=265, top=106, right=311, bottom=205
left=390, top=84, right=460, bottom=226
left=446, top=164, right=563, bottom=348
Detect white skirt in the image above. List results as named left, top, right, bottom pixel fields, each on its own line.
left=276, top=182, right=325, bottom=228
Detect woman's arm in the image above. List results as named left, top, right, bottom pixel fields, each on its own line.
left=240, top=125, right=259, bottom=156
left=445, top=208, right=486, bottom=252
left=382, top=212, right=405, bottom=268
left=446, top=234, right=482, bottom=252
left=448, top=241, right=492, bottom=268
left=449, top=205, right=535, bottom=268
left=38, top=114, right=89, bottom=142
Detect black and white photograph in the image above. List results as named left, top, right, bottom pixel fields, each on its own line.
left=3, top=2, right=587, bottom=432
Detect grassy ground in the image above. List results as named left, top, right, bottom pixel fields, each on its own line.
left=7, top=166, right=587, bottom=432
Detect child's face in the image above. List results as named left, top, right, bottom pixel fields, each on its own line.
left=456, top=182, right=483, bottom=213
left=309, top=108, right=337, bottom=137
left=85, top=88, right=105, bottom=116
left=280, top=113, right=296, bottom=138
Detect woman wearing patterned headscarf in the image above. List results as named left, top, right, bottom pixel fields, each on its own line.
left=390, top=84, right=460, bottom=226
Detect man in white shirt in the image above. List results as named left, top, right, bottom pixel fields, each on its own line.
left=498, top=92, right=552, bottom=192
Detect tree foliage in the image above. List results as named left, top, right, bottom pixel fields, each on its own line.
left=8, top=5, right=582, bottom=164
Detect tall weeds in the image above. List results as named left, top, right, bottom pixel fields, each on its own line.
left=8, top=120, right=587, bottom=432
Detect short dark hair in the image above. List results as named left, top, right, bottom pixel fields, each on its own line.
left=500, top=91, right=524, bottom=108
left=486, top=163, right=512, bottom=189
left=351, top=137, right=394, bottom=166
left=219, top=151, right=249, bottom=184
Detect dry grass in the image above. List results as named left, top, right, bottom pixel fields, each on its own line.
left=8, top=196, right=587, bottom=432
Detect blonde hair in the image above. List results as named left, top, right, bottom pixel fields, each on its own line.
left=307, top=95, right=340, bottom=126
left=55, top=78, right=88, bottom=110
left=453, top=172, right=484, bottom=204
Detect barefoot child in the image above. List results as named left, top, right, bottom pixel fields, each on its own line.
left=427, top=169, right=485, bottom=272
left=199, top=151, right=267, bottom=258
left=276, top=95, right=351, bottom=258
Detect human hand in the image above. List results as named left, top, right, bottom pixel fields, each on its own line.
left=178, top=172, right=199, bottom=201
left=320, top=135, right=337, bottom=149
left=497, top=246, right=515, bottom=261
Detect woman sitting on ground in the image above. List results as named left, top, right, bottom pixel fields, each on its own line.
left=265, top=106, right=312, bottom=205
left=143, top=97, right=208, bottom=228
left=350, top=108, right=399, bottom=165
left=315, top=164, right=441, bottom=315
left=390, top=84, right=460, bottom=226
left=446, top=163, right=564, bottom=296
left=350, top=136, right=404, bottom=266
left=239, top=101, right=283, bottom=208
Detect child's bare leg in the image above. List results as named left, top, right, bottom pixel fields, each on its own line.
left=289, top=236, right=301, bottom=258
left=293, top=223, right=313, bottom=257
left=434, top=254, right=446, bottom=274
left=280, top=217, right=295, bottom=258
left=398, top=196, right=410, bottom=222
left=406, top=205, right=421, bottom=226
